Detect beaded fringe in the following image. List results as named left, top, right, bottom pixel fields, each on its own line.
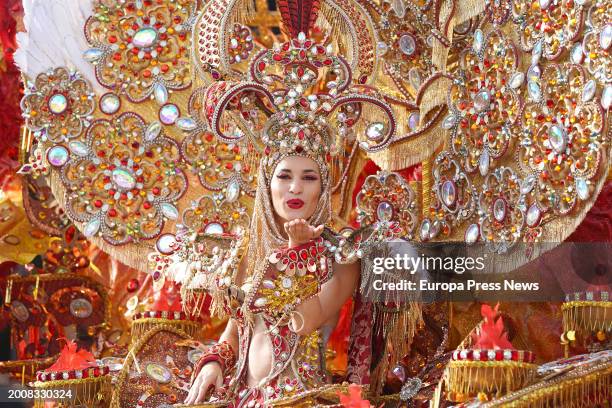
left=562, top=301, right=612, bottom=333
left=32, top=375, right=111, bottom=408
left=445, top=360, right=536, bottom=401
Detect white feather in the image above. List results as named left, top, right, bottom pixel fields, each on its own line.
left=14, top=0, right=104, bottom=94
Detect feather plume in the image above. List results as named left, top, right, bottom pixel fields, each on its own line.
left=14, top=0, right=104, bottom=93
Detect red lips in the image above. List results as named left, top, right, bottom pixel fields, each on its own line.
left=286, top=199, right=304, bottom=209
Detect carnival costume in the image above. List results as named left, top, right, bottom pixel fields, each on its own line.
left=5, top=0, right=611, bottom=406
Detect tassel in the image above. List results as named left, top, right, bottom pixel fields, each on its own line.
left=33, top=275, right=39, bottom=301
left=4, top=279, right=12, bottom=305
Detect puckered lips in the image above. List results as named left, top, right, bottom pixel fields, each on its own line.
left=286, top=198, right=304, bottom=209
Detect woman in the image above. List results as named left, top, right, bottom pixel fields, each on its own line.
left=184, top=154, right=360, bottom=406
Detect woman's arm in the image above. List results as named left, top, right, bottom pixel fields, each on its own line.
left=291, top=260, right=359, bottom=335
left=218, top=317, right=239, bottom=353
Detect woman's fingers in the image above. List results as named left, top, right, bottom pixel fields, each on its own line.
left=286, top=219, right=323, bottom=245
left=194, top=376, right=213, bottom=403
left=185, top=375, right=201, bottom=404
left=312, top=224, right=324, bottom=237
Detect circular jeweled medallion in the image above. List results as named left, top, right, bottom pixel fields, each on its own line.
left=70, top=298, right=93, bottom=318
left=145, top=362, right=172, bottom=383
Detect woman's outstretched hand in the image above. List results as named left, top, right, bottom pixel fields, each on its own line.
left=284, top=219, right=324, bottom=247
left=184, top=361, right=223, bottom=405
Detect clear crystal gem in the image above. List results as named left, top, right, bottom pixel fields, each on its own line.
left=509, top=72, right=525, bottom=89
left=70, top=298, right=93, bottom=318
left=465, top=224, right=479, bottom=244
left=366, top=122, right=385, bottom=141
left=539, top=0, right=551, bottom=9
left=84, top=218, right=101, bottom=238
left=521, top=175, right=537, bottom=194
left=441, top=180, right=457, bottom=207
left=493, top=198, right=506, bottom=222
left=442, top=114, right=456, bottom=129
left=548, top=125, right=567, bottom=153
left=392, top=365, right=406, bottom=382
left=68, top=141, right=89, bottom=157
left=479, top=150, right=490, bottom=176
left=429, top=220, right=441, bottom=239
left=582, top=80, right=596, bottom=102
left=156, top=233, right=177, bottom=254
left=473, top=29, right=484, bottom=53
left=400, top=378, right=422, bottom=401
left=376, top=42, right=388, bottom=56
left=83, top=48, right=104, bottom=62
left=226, top=181, right=240, bottom=202
left=159, top=104, right=179, bottom=125
left=408, top=68, right=422, bottom=89
left=526, top=204, right=541, bottom=227
left=528, top=81, right=542, bottom=101
left=160, top=203, right=179, bottom=220
left=420, top=219, right=431, bottom=241
left=254, top=297, right=268, bottom=307
left=145, top=121, right=162, bottom=141
left=47, top=145, right=69, bottom=167
left=576, top=178, right=589, bottom=200
left=177, top=118, right=197, bottom=131
left=112, top=168, right=136, bottom=190
left=48, top=93, right=68, bottom=114
left=473, top=90, right=491, bottom=112
left=133, top=27, right=158, bottom=48
left=600, top=25, right=612, bottom=50
left=527, top=65, right=541, bottom=82
left=100, top=93, right=120, bottom=114
left=282, top=277, right=293, bottom=289
left=153, top=83, right=168, bottom=105
left=376, top=201, right=393, bottom=222
left=571, top=43, right=584, bottom=64
left=399, top=34, right=416, bottom=55
left=532, top=40, right=543, bottom=65
left=204, top=222, right=224, bottom=234
left=391, top=0, right=406, bottom=18
left=408, top=112, right=420, bottom=130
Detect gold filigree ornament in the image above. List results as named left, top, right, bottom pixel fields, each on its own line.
left=84, top=0, right=198, bottom=103
left=580, top=0, right=611, bottom=85
left=355, top=171, right=418, bottom=239
left=512, top=0, right=585, bottom=60
left=57, top=112, right=187, bottom=245
left=518, top=64, right=606, bottom=215
left=20, top=67, right=95, bottom=143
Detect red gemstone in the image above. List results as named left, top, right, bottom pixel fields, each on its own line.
left=495, top=350, right=503, bottom=361
left=289, top=251, right=298, bottom=261
left=127, top=278, right=140, bottom=293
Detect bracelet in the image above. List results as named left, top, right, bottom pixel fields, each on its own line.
left=191, top=341, right=236, bottom=383
left=268, top=237, right=327, bottom=276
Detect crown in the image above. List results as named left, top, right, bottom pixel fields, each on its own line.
left=202, top=25, right=396, bottom=177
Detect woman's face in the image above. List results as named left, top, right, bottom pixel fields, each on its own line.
left=270, top=156, right=322, bottom=224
